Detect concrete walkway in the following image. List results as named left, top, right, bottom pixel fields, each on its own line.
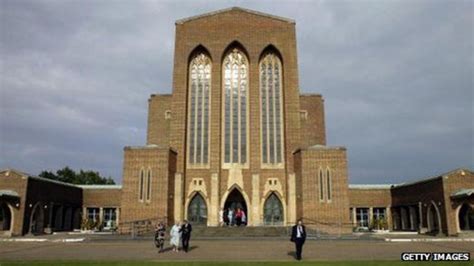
left=0, top=239, right=473, bottom=261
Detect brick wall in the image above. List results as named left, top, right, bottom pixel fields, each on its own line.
left=300, top=94, right=326, bottom=147
left=120, top=146, right=176, bottom=225
left=147, top=94, right=171, bottom=146
left=294, top=146, right=351, bottom=234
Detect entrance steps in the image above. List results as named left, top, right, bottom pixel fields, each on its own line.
left=140, top=225, right=290, bottom=239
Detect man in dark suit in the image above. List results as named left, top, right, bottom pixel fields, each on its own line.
left=290, top=219, right=306, bottom=260
left=180, top=220, right=192, bottom=252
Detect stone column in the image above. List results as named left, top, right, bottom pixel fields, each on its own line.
left=251, top=174, right=260, bottom=226
left=418, top=202, right=423, bottom=231
left=209, top=173, right=219, bottom=226
left=99, top=207, right=104, bottom=230
left=369, top=207, right=374, bottom=229
left=115, top=208, right=120, bottom=228
left=174, top=173, right=183, bottom=223
left=386, top=206, right=392, bottom=231
left=352, top=208, right=357, bottom=227
left=287, top=173, right=297, bottom=226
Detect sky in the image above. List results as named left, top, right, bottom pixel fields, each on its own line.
left=1, top=0, right=473, bottom=184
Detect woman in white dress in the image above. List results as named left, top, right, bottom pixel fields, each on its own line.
left=170, top=221, right=181, bottom=252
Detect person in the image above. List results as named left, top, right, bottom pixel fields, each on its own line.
left=290, top=219, right=306, bottom=261
left=180, top=220, right=192, bottom=253
left=223, top=208, right=229, bottom=226
left=235, top=207, right=242, bottom=226
left=241, top=209, right=247, bottom=226
left=219, top=208, right=224, bottom=227
left=227, top=208, right=234, bottom=226
left=154, top=222, right=166, bottom=253
left=170, top=221, right=181, bottom=252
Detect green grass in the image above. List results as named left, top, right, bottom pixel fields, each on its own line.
left=0, top=262, right=472, bottom=266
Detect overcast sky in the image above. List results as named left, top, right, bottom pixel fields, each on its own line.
left=1, top=0, right=472, bottom=184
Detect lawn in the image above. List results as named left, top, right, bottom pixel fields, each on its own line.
left=0, top=262, right=472, bottom=266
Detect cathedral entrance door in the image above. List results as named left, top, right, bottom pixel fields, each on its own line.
left=224, top=188, right=247, bottom=226
left=187, top=193, right=207, bottom=225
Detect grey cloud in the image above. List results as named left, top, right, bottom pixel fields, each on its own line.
left=1, top=0, right=472, bottom=184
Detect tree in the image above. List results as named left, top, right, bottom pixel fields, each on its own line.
left=39, top=167, right=116, bottom=185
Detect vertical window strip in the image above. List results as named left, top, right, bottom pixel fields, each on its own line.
left=139, top=169, right=144, bottom=201
left=327, top=168, right=332, bottom=201
left=188, top=53, right=211, bottom=165
left=319, top=169, right=324, bottom=201
left=223, top=49, right=248, bottom=164
left=146, top=169, right=152, bottom=201
left=261, top=62, right=267, bottom=163
left=260, top=53, right=284, bottom=165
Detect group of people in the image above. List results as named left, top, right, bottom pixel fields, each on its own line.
left=154, top=218, right=308, bottom=261
left=219, top=207, right=247, bottom=226
left=154, top=220, right=192, bottom=253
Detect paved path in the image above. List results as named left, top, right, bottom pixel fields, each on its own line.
left=0, top=239, right=473, bottom=261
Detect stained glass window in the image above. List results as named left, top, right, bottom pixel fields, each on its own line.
left=260, top=53, right=284, bottom=165
left=188, top=53, right=211, bottom=165
left=223, top=48, right=248, bottom=164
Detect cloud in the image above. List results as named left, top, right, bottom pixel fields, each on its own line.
left=1, top=0, right=472, bottom=184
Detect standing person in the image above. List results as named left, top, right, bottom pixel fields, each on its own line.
left=219, top=208, right=224, bottom=227
left=290, top=219, right=306, bottom=261
left=227, top=208, right=234, bottom=226
left=235, top=208, right=242, bottom=226
left=241, top=209, right=247, bottom=226
left=180, top=220, right=192, bottom=253
left=223, top=208, right=229, bottom=226
left=170, top=221, right=181, bottom=252
left=154, top=222, right=166, bottom=253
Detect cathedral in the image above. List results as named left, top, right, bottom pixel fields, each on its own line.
left=1, top=7, right=472, bottom=237
left=119, top=7, right=350, bottom=232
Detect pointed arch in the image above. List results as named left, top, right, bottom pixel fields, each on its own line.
left=0, top=202, right=13, bottom=232
left=220, top=185, right=251, bottom=224
left=188, top=44, right=212, bottom=63
left=456, top=203, right=474, bottom=232
left=259, top=44, right=283, bottom=64
left=263, top=192, right=284, bottom=226
left=221, top=42, right=250, bottom=166
left=29, top=202, right=44, bottom=235
left=186, top=192, right=208, bottom=225
left=187, top=46, right=212, bottom=166
left=222, top=40, right=250, bottom=64
left=427, top=201, right=442, bottom=234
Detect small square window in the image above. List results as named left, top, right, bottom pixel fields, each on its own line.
left=300, top=110, right=308, bottom=120
left=165, top=110, right=171, bottom=120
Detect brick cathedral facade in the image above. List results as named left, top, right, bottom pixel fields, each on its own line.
left=1, top=7, right=472, bottom=237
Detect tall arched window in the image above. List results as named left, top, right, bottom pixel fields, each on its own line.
left=326, top=168, right=332, bottom=201
left=146, top=168, right=152, bottom=201
left=260, top=52, right=284, bottom=165
left=138, top=169, right=144, bottom=201
left=319, top=168, right=324, bottom=201
left=188, top=52, right=211, bottom=165
left=223, top=48, right=248, bottom=165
